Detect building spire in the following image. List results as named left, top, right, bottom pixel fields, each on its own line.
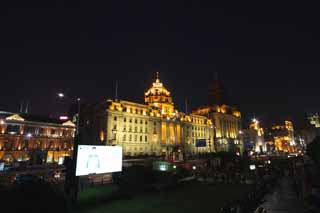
left=156, top=72, right=160, bottom=83
left=115, top=81, right=118, bottom=102
left=25, top=101, right=29, bottom=114
left=19, top=101, right=24, bottom=113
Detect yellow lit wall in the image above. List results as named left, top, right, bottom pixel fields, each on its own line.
left=161, top=122, right=166, bottom=144
left=176, top=124, right=181, bottom=144
left=169, top=123, right=175, bottom=144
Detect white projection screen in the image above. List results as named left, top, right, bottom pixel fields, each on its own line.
left=75, top=145, right=122, bottom=176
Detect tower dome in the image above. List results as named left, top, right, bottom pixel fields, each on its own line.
left=145, top=72, right=174, bottom=115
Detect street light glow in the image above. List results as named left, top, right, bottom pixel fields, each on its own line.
left=58, top=93, right=64, bottom=98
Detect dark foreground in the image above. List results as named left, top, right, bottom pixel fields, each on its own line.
left=78, top=182, right=254, bottom=213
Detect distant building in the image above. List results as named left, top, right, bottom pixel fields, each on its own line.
left=80, top=73, right=214, bottom=160
left=242, top=118, right=266, bottom=153
left=308, top=113, right=320, bottom=128
left=264, top=120, right=298, bottom=153
left=0, top=111, right=75, bottom=164
left=192, top=75, right=243, bottom=153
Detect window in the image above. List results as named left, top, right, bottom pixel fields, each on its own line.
left=123, top=134, right=126, bottom=142
left=154, top=121, right=156, bottom=126
left=114, top=116, right=117, bottom=121
left=145, top=121, right=148, bottom=125
left=123, top=125, right=126, bottom=131
left=135, top=119, right=137, bottom=124
left=124, top=118, right=126, bottom=122
left=129, top=135, right=132, bottom=141
left=145, top=127, right=148, bottom=133
left=140, top=120, right=143, bottom=124
left=51, top=129, right=56, bottom=135
left=129, top=119, right=132, bottom=123
left=134, top=135, right=137, bottom=142
left=140, top=127, right=143, bottom=132
left=129, top=126, right=132, bottom=132
left=134, top=127, right=137, bottom=132
left=140, top=135, right=142, bottom=142
left=113, top=125, right=117, bottom=130
left=145, top=136, right=148, bottom=142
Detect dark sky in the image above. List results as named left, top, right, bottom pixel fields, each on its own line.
left=1, top=1, right=320, bottom=128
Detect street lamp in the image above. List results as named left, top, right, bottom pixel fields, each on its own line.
left=57, top=93, right=81, bottom=135
left=57, top=93, right=81, bottom=205
left=57, top=93, right=65, bottom=98
left=211, top=125, right=217, bottom=152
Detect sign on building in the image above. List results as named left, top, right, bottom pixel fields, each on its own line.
left=196, top=139, right=207, bottom=147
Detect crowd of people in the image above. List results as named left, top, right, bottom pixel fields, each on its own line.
left=219, top=181, right=277, bottom=213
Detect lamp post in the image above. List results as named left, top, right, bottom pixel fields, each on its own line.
left=211, top=125, right=217, bottom=153
left=57, top=93, right=81, bottom=205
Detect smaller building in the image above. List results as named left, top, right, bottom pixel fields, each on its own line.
left=242, top=118, right=266, bottom=153
left=193, top=104, right=242, bottom=153
left=307, top=113, right=320, bottom=128
left=264, top=120, right=297, bottom=153
left=0, top=111, right=75, bottom=164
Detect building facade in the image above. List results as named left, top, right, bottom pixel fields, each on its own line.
left=242, top=119, right=266, bottom=153
left=0, top=111, right=75, bottom=164
left=81, top=74, right=214, bottom=159
left=192, top=76, right=243, bottom=153
left=264, top=121, right=298, bottom=153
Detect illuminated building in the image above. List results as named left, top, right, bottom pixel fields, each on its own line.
left=192, top=76, right=243, bottom=153
left=242, top=118, right=266, bottom=153
left=308, top=113, right=320, bottom=128
left=264, top=120, right=297, bottom=153
left=81, top=73, right=214, bottom=159
left=0, top=111, right=75, bottom=164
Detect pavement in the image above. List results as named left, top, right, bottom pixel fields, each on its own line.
left=260, top=177, right=305, bottom=213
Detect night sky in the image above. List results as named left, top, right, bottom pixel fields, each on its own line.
left=1, top=1, right=320, bottom=128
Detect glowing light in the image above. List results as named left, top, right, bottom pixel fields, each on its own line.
left=249, top=165, right=256, bottom=170
left=0, top=120, right=4, bottom=125
left=173, top=165, right=177, bottom=169
left=59, top=116, right=68, bottom=120
left=252, top=118, right=258, bottom=123
left=27, top=133, right=32, bottom=137
left=58, top=93, right=64, bottom=98
left=192, top=166, right=196, bottom=170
